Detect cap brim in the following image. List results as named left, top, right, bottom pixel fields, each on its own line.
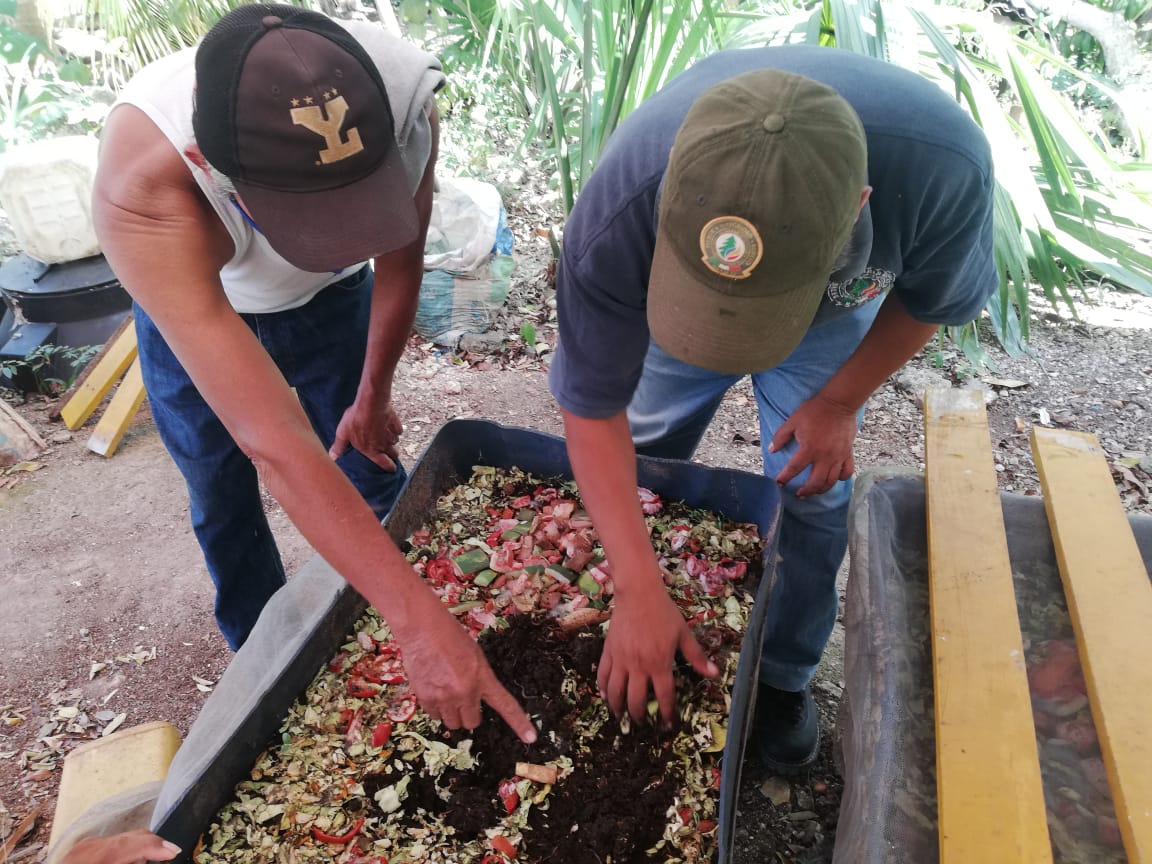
left=647, top=228, right=827, bottom=375
left=235, top=146, right=419, bottom=273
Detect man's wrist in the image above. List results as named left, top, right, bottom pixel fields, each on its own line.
left=813, top=385, right=865, bottom=415
left=355, top=371, right=394, bottom=404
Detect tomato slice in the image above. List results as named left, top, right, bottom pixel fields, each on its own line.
left=490, top=834, right=517, bottom=859
left=343, top=707, right=364, bottom=745
left=351, top=654, right=407, bottom=685
left=498, top=778, right=520, bottom=814
left=425, top=557, right=458, bottom=585
left=371, top=721, right=393, bottom=748
left=386, top=693, right=417, bottom=724
left=346, top=677, right=380, bottom=699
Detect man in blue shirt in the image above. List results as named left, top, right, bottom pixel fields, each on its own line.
left=549, top=47, right=996, bottom=771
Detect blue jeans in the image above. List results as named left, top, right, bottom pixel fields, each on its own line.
left=135, top=266, right=407, bottom=650
left=628, top=302, right=883, bottom=691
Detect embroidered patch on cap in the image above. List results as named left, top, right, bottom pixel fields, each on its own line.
left=699, top=216, right=763, bottom=279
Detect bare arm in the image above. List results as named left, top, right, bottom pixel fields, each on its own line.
left=772, top=291, right=941, bottom=496
left=562, top=409, right=717, bottom=723
left=329, top=105, right=441, bottom=469
left=93, top=105, right=534, bottom=741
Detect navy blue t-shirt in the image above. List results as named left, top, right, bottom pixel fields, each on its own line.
left=549, top=46, right=996, bottom=419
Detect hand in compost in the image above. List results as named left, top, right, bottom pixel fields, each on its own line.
left=598, top=585, right=719, bottom=724
left=394, top=593, right=538, bottom=743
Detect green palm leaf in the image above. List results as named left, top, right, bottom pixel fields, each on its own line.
left=84, top=0, right=318, bottom=70
left=755, top=0, right=1152, bottom=359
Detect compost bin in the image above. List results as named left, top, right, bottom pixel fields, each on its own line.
left=148, top=419, right=782, bottom=864
left=836, top=471, right=1152, bottom=864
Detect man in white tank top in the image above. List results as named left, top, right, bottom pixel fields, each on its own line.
left=92, top=3, right=535, bottom=744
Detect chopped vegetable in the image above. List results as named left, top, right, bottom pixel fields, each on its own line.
left=371, top=721, right=392, bottom=748
left=199, top=466, right=763, bottom=864
left=311, top=816, right=364, bottom=845
left=498, top=778, right=520, bottom=814
left=386, top=694, right=417, bottom=724
left=514, top=761, right=557, bottom=785
left=490, top=834, right=517, bottom=859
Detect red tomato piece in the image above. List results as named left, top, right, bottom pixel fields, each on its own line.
left=425, top=558, right=458, bottom=586
left=346, top=678, right=379, bottom=699
left=490, top=835, right=517, bottom=858
left=371, top=721, right=393, bottom=748
left=498, top=778, right=520, bottom=814
left=352, top=654, right=407, bottom=685
left=343, top=707, right=364, bottom=745
left=386, top=693, right=417, bottom=724
left=311, top=816, right=364, bottom=845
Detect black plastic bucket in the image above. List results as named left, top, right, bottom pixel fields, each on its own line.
left=0, top=253, right=130, bottom=348
left=151, top=419, right=782, bottom=862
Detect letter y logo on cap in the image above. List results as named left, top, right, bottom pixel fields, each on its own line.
left=290, top=90, right=364, bottom=165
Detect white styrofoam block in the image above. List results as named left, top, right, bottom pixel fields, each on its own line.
left=0, top=136, right=101, bottom=264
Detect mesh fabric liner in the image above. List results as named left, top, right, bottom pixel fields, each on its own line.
left=835, top=471, right=1152, bottom=864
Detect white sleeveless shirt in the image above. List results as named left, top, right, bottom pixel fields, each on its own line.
left=115, top=20, right=444, bottom=313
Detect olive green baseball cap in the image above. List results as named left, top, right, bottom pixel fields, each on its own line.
left=648, top=69, right=868, bottom=374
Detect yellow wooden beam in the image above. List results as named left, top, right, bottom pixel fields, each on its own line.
left=86, top=357, right=146, bottom=457
left=60, top=322, right=138, bottom=431
left=1031, top=426, right=1152, bottom=863
left=924, top=388, right=1052, bottom=864
left=50, top=721, right=181, bottom=846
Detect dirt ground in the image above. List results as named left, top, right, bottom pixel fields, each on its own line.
left=2, top=217, right=1151, bottom=862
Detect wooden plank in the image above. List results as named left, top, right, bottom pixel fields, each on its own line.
left=59, top=322, right=137, bottom=431
left=1031, top=426, right=1152, bottom=862
left=86, top=357, right=146, bottom=457
left=50, top=721, right=181, bottom=847
left=48, top=313, right=134, bottom=422
left=924, top=388, right=1051, bottom=864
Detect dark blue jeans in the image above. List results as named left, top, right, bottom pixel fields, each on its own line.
left=135, top=266, right=407, bottom=650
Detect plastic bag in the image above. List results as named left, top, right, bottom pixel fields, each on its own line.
left=414, top=176, right=515, bottom=341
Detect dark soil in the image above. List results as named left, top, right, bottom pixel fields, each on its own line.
left=391, top=612, right=739, bottom=864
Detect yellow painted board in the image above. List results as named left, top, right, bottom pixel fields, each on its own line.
left=50, top=721, right=181, bottom=846
left=59, top=324, right=138, bottom=431
left=1031, top=426, right=1152, bottom=862
left=86, top=357, right=146, bottom=457
left=924, top=388, right=1052, bottom=864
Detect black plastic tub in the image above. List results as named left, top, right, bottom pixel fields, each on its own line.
left=150, top=419, right=782, bottom=863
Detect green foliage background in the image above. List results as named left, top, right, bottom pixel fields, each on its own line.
left=2, top=0, right=1150, bottom=362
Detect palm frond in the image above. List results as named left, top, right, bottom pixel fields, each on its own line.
left=84, top=0, right=319, bottom=71
left=731, top=0, right=1152, bottom=352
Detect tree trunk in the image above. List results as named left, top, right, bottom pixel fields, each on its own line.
left=1022, top=0, right=1152, bottom=156
left=14, top=0, right=51, bottom=46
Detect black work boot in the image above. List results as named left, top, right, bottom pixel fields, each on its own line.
left=752, top=682, right=820, bottom=773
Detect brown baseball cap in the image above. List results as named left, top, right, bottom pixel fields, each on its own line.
left=648, top=70, right=868, bottom=374
left=193, top=4, right=417, bottom=272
